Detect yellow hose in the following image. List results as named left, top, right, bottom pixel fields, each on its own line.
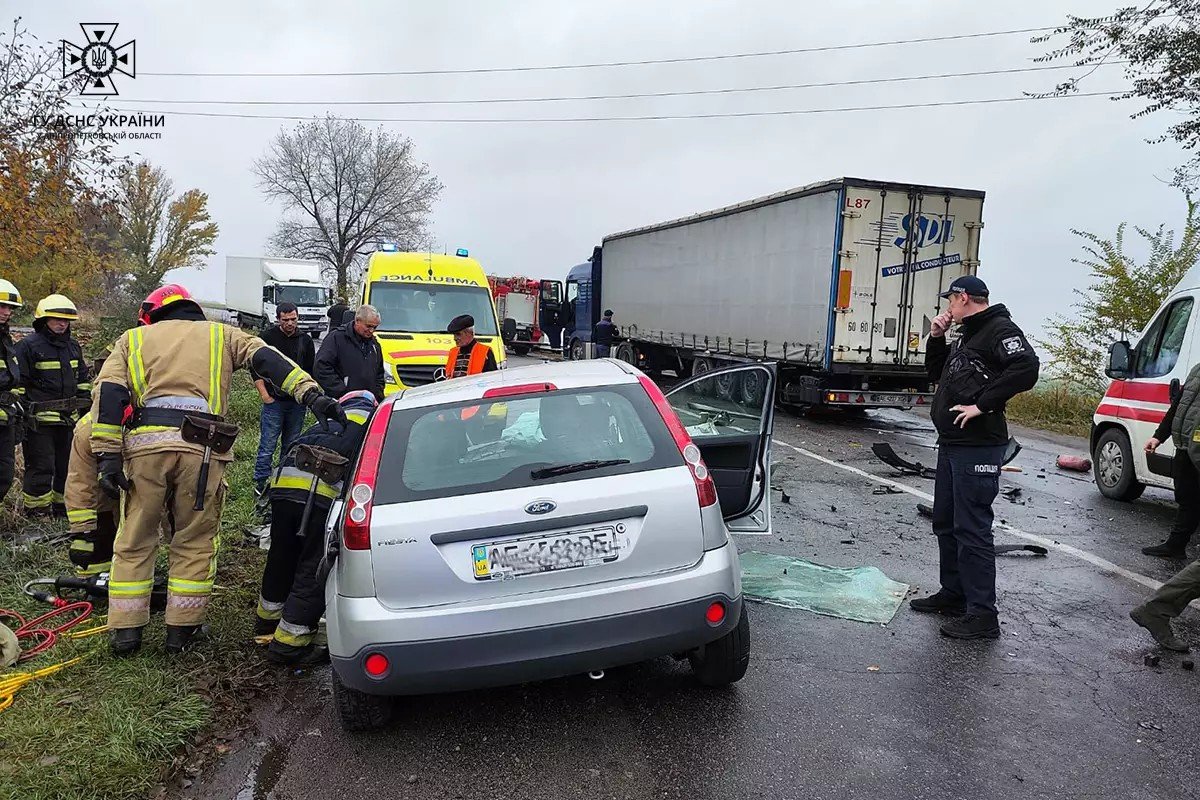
left=0, top=656, right=86, bottom=713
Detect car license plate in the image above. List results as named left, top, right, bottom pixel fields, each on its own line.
left=472, top=526, right=621, bottom=581
left=870, top=393, right=915, bottom=406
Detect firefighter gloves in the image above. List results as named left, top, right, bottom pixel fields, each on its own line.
left=97, top=452, right=131, bottom=499
left=303, top=390, right=348, bottom=430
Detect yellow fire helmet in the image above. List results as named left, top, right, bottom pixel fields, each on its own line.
left=34, top=294, right=79, bottom=322
left=0, top=279, right=22, bottom=309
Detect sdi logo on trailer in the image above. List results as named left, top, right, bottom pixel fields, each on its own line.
left=893, top=213, right=956, bottom=250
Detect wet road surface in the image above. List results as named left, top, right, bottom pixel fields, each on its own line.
left=183, top=361, right=1200, bottom=800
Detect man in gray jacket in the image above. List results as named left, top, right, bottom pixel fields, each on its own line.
left=1130, top=361, right=1200, bottom=653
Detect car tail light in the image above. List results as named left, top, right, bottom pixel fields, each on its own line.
left=706, top=601, right=727, bottom=624
left=364, top=652, right=389, bottom=677
left=343, top=405, right=392, bottom=551
left=482, top=382, right=557, bottom=399
left=638, top=375, right=718, bottom=508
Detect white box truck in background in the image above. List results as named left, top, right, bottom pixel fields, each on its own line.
left=225, top=256, right=330, bottom=337
left=558, top=177, right=985, bottom=410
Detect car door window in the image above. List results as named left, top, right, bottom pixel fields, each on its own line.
left=665, top=364, right=776, bottom=530
left=1136, top=297, right=1194, bottom=378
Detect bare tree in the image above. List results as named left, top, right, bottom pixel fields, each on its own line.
left=253, top=116, right=442, bottom=296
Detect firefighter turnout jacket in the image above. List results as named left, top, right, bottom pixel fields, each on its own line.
left=268, top=393, right=375, bottom=508
left=91, top=308, right=321, bottom=460
left=13, top=324, right=89, bottom=425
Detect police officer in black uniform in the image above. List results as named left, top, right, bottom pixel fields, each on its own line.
left=910, top=276, right=1040, bottom=639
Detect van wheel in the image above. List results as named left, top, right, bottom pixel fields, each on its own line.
left=689, top=606, right=750, bottom=687
left=1093, top=428, right=1146, bottom=501
left=570, top=338, right=586, bottom=362
left=333, top=670, right=393, bottom=732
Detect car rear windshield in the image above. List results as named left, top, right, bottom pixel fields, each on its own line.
left=374, top=383, right=683, bottom=503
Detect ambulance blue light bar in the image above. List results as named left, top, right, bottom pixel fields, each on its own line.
left=455, top=248, right=469, bottom=257
left=380, top=242, right=398, bottom=252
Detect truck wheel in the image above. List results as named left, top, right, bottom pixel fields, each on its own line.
left=1093, top=428, right=1146, bottom=501
left=333, top=670, right=393, bottom=732
left=738, top=369, right=767, bottom=407
left=614, top=342, right=637, bottom=367
left=570, top=338, right=586, bottom=362
left=689, top=605, right=750, bottom=687
left=714, top=370, right=739, bottom=401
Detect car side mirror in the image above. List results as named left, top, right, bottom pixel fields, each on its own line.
left=1105, top=341, right=1133, bottom=379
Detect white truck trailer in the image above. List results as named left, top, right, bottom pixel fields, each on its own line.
left=560, top=177, right=986, bottom=409
left=225, top=256, right=330, bottom=337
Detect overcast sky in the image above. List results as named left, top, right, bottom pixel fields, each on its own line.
left=15, top=0, right=1187, bottom=339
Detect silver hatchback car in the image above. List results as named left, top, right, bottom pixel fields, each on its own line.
left=322, top=359, right=776, bottom=730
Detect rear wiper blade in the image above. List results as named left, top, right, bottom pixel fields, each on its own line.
left=531, top=459, right=630, bottom=479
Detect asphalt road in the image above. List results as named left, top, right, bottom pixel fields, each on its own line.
left=183, top=357, right=1200, bottom=800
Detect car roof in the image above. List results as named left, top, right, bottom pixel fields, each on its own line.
left=388, top=358, right=642, bottom=410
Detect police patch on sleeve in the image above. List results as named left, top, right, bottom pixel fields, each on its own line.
left=1001, top=336, right=1026, bottom=355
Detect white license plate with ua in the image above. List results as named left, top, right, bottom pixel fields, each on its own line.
left=472, top=525, right=624, bottom=581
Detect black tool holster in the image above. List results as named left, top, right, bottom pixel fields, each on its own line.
left=292, top=444, right=350, bottom=538
left=181, top=416, right=239, bottom=511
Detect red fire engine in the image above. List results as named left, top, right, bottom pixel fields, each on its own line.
left=487, top=275, right=545, bottom=355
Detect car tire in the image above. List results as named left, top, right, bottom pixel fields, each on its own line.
left=689, top=605, right=750, bottom=687
left=333, top=670, right=393, bottom=732
left=1093, top=428, right=1146, bottom=502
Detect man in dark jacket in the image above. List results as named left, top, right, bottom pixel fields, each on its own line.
left=251, top=302, right=316, bottom=493
left=15, top=294, right=90, bottom=517
left=326, top=297, right=349, bottom=335
left=593, top=309, right=618, bottom=358
left=909, top=276, right=1039, bottom=640
left=314, top=304, right=385, bottom=400
left=255, top=390, right=377, bottom=665
left=1141, top=364, right=1200, bottom=558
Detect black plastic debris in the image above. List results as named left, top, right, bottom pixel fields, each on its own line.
left=1145, top=654, right=1162, bottom=668
left=873, top=485, right=903, bottom=495
left=1183, top=660, right=1195, bottom=671
left=871, top=443, right=936, bottom=478
left=917, top=503, right=934, bottom=519
left=994, top=544, right=1049, bottom=557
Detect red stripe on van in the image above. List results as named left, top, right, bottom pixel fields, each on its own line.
left=1097, top=402, right=1166, bottom=424
left=388, top=350, right=449, bottom=359
left=1105, top=380, right=1170, bottom=404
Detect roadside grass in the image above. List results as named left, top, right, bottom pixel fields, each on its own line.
left=1006, top=384, right=1101, bottom=440
left=0, top=373, right=282, bottom=800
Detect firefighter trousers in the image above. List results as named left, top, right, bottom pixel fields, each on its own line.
left=258, top=499, right=327, bottom=648
left=108, top=451, right=226, bottom=629
left=0, top=423, right=14, bottom=502
left=22, top=425, right=71, bottom=512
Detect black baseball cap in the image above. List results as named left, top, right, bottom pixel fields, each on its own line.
left=938, top=275, right=989, bottom=298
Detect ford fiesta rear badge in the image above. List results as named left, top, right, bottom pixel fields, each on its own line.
left=525, top=500, right=557, bottom=515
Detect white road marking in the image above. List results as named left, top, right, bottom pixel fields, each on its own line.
left=771, top=438, right=1170, bottom=595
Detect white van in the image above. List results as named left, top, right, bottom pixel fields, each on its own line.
left=1092, top=263, right=1200, bottom=499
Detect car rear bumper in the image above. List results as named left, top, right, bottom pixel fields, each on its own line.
left=328, top=542, right=741, bottom=695
left=331, top=593, right=741, bottom=695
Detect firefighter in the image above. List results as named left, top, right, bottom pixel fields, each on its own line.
left=256, top=390, right=377, bottom=665
left=0, top=279, right=22, bottom=503
left=94, top=284, right=346, bottom=656
left=445, top=314, right=498, bottom=378
left=14, top=295, right=89, bottom=517
left=64, top=409, right=119, bottom=577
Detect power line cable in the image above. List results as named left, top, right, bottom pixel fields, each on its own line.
left=141, top=25, right=1064, bottom=77
left=109, top=62, right=1126, bottom=107
left=74, top=90, right=1124, bottom=124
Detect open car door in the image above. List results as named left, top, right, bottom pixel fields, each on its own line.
left=665, top=363, right=776, bottom=534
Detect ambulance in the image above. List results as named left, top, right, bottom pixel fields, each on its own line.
left=1092, top=262, right=1200, bottom=500
left=361, top=247, right=506, bottom=394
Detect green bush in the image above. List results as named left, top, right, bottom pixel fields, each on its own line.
left=1007, top=384, right=1101, bottom=439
